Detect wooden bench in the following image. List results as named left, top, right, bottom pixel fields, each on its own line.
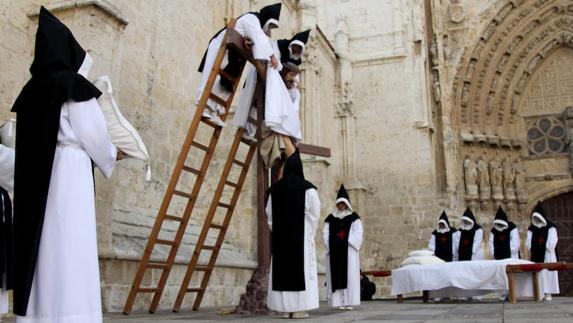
left=505, top=262, right=573, bottom=304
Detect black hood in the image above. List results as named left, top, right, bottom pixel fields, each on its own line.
left=258, top=3, right=282, bottom=28
left=29, top=6, right=87, bottom=77
left=438, top=210, right=451, bottom=228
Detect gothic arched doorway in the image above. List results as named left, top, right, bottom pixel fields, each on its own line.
left=541, top=192, right=573, bottom=296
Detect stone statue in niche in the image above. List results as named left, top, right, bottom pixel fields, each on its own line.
left=514, top=160, right=527, bottom=203
left=430, top=38, right=439, bottom=67
left=489, top=157, right=504, bottom=201
left=502, top=157, right=516, bottom=201
left=477, top=157, right=491, bottom=201
left=432, top=71, right=441, bottom=103
left=447, top=0, right=465, bottom=24
left=464, top=157, right=479, bottom=199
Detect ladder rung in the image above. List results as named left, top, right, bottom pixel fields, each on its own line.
left=195, top=265, right=211, bottom=271
left=247, top=117, right=258, bottom=124
left=209, top=93, right=228, bottom=107
left=232, top=159, right=246, bottom=167
left=164, top=214, right=183, bottom=222
left=240, top=137, right=254, bottom=145
left=210, top=223, right=225, bottom=230
left=201, top=116, right=219, bottom=128
left=138, top=288, right=160, bottom=293
left=182, top=165, right=201, bottom=176
left=147, top=262, right=169, bottom=269
left=217, top=202, right=232, bottom=209
left=186, top=288, right=204, bottom=293
left=218, top=69, right=236, bottom=82
left=191, top=141, right=209, bottom=152
left=156, top=239, right=176, bottom=246
left=202, top=245, right=217, bottom=251
left=225, top=181, right=237, bottom=188
left=173, top=190, right=193, bottom=199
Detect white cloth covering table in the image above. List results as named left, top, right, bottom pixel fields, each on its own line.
left=391, top=259, right=541, bottom=301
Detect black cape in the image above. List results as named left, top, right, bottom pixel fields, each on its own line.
left=325, top=212, right=360, bottom=292
left=269, top=150, right=316, bottom=291
left=0, top=186, right=13, bottom=290
left=528, top=203, right=557, bottom=263
left=11, top=7, right=101, bottom=315
left=458, top=208, right=481, bottom=261
left=491, top=224, right=517, bottom=259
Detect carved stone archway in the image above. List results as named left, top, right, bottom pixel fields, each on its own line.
left=452, top=0, right=573, bottom=218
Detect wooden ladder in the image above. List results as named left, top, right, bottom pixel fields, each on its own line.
left=123, top=19, right=265, bottom=314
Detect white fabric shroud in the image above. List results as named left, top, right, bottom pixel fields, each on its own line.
left=391, top=259, right=541, bottom=298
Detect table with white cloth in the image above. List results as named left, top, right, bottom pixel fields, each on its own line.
left=391, top=259, right=541, bottom=302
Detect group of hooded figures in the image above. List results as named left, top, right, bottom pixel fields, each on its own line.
left=0, top=2, right=565, bottom=323
left=0, top=3, right=365, bottom=322
left=429, top=204, right=559, bottom=301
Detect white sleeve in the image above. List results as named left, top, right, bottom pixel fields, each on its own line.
left=322, top=222, right=329, bottom=253
left=473, top=229, right=483, bottom=258
left=241, top=14, right=274, bottom=60
left=510, top=228, right=521, bottom=256
left=546, top=227, right=558, bottom=250
left=68, top=98, right=116, bottom=178
left=428, top=234, right=436, bottom=252
left=0, top=144, right=15, bottom=192
left=488, top=231, right=494, bottom=258
left=526, top=230, right=532, bottom=250
left=266, top=194, right=273, bottom=231
left=305, top=188, right=321, bottom=233
left=348, top=219, right=363, bottom=251
left=452, top=231, right=460, bottom=261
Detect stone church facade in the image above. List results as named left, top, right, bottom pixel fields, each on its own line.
left=0, top=0, right=571, bottom=312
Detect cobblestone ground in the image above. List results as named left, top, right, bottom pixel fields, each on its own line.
left=104, top=297, right=573, bottom=322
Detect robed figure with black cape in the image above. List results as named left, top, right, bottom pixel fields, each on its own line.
left=266, top=150, right=320, bottom=318
left=323, top=184, right=363, bottom=309
left=11, top=7, right=117, bottom=322
left=453, top=208, right=485, bottom=261
left=488, top=207, right=520, bottom=260
left=526, top=202, right=559, bottom=299
left=428, top=211, right=457, bottom=262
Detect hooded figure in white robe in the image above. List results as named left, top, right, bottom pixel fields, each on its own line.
left=453, top=208, right=484, bottom=261
left=0, top=143, right=14, bottom=318
left=323, top=184, right=363, bottom=310
left=526, top=202, right=559, bottom=300
left=196, top=3, right=281, bottom=127
left=232, top=29, right=310, bottom=141
left=428, top=211, right=457, bottom=262
left=267, top=150, right=320, bottom=319
left=11, top=7, right=117, bottom=322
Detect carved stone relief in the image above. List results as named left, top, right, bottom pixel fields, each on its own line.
left=447, top=0, right=465, bottom=24
left=565, top=106, right=573, bottom=172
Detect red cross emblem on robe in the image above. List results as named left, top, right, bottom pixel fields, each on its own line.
left=463, top=239, right=470, bottom=246
left=439, top=236, right=447, bottom=243
left=537, top=237, right=545, bottom=244
left=498, top=234, right=507, bottom=241
left=336, top=230, right=347, bottom=240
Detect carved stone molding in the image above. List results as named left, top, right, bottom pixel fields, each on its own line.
left=28, top=0, right=129, bottom=26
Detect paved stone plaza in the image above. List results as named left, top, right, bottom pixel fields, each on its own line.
left=87, top=298, right=573, bottom=322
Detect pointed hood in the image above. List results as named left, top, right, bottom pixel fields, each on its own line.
left=334, top=184, right=352, bottom=214
left=493, top=206, right=509, bottom=226
left=531, top=201, right=552, bottom=228
left=290, top=29, right=311, bottom=49
left=259, top=3, right=282, bottom=31
left=30, top=7, right=88, bottom=77
left=438, top=210, right=451, bottom=229
left=280, top=149, right=316, bottom=191
left=461, top=207, right=476, bottom=225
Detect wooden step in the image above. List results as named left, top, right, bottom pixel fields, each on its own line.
left=147, top=262, right=169, bottom=269
left=225, top=180, right=237, bottom=188
left=138, top=288, right=160, bottom=293
left=217, top=202, right=232, bottom=209
left=156, top=239, right=176, bottom=246
left=209, top=93, right=228, bottom=106
left=232, top=159, right=246, bottom=167
left=186, top=288, right=204, bottom=293
left=173, top=190, right=193, bottom=199
left=182, top=165, right=201, bottom=176
left=191, top=141, right=209, bottom=152
left=202, top=245, right=217, bottom=251
left=164, top=214, right=183, bottom=222
left=210, top=223, right=225, bottom=230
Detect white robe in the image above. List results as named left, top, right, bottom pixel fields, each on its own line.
left=267, top=189, right=320, bottom=313
left=323, top=218, right=363, bottom=307
left=488, top=228, right=520, bottom=260
left=196, top=13, right=274, bottom=114
left=0, top=144, right=14, bottom=317
left=231, top=62, right=258, bottom=136
left=526, top=228, right=559, bottom=294
left=452, top=228, right=485, bottom=260
left=17, top=98, right=116, bottom=323
left=428, top=230, right=458, bottom=261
